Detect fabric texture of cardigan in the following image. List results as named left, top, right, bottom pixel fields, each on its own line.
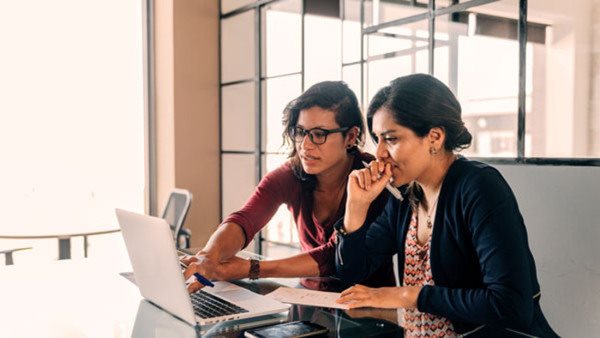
left=335, top=156, right=558, bottom=337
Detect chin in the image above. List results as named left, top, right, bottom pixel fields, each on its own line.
left=301, top=164, right=320, bottom=175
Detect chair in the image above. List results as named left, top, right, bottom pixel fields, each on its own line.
left=0, top=247, right=32, bottom=265
left=162, top=189, right=193, bottom=249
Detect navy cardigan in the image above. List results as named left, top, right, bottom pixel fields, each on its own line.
left=335, top=157, right=558, bottom=337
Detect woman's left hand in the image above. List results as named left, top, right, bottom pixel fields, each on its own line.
left=336, top=284, right=422, bottom=309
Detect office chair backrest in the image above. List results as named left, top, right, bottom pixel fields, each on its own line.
left=161, top=189, right=192, bottom=248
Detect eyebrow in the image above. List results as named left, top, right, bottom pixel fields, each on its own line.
left=378, top=130, right=397, bottom=137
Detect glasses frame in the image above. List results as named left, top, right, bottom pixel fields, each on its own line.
left=290, top=126, right=350, bottom=145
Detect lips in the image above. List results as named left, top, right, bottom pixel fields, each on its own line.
left=300, top=154, right=320, bottom=161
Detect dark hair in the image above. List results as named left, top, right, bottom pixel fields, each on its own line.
left=366, top=73, right=472, bottom=208
left=282, top=81, right=365, bottom=186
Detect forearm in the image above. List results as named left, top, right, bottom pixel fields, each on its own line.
left=343, top=201, right=370, bottom=233
left=260, top=252, right=320, bottom=278
left=198, top=222, right=246, bottom=261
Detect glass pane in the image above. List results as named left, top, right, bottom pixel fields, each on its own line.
left=343, top=0, right=362, bottom=63
left=261, top=74, right=302, bottom=152
left=222, top=82, right=256, bottom=152
left=221, top=10, right=255, bottom=83
left=368, top=22, right=430, bottom=57
left=304, top=14, right=342, bottom=88
left=260, top=154, right=298, bottom=247
left=0, top=0, right=144, bottom=264
left=222, top=154, right=256, bottom=218
left=366, top=21, right=430, bottom=103
left=434, top=2, right=519, bottom=157
left=436, top=0, right=478, bottom=10
left=261, top=0, right=302, bottom=77
left=527, top=1, right=600, bottom=157
left=342, top=64, right=362, bottom=106
left=366, top=1, right=427, bottom=27
left=221, top=0, right=254, bottom=15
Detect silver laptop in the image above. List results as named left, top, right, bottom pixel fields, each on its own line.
left=116, top=209, right=289, bottom=327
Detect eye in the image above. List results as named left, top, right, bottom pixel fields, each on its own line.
left=383, top=136, right=397, bottom=143
left=312, top=130, right=327, bottom=138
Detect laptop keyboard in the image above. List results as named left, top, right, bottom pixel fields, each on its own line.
left=190, top=290, right=249, bottom=319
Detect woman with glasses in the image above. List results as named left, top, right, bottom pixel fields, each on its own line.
left=182, top=81, right=395, bottom=292
left=334, top=74, right=558, bottom=337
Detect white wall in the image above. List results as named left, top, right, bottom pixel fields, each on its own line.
left=496, top=164, right=600, bottom=338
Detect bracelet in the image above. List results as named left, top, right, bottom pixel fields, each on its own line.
left=248, top=259, right=260, bottom=280
left=334, top=222, right=350, bottom=236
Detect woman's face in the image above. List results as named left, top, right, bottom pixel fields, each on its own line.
left=371, top=108, right=432, bottom=186
left=295, top=106, right=355, bottom=177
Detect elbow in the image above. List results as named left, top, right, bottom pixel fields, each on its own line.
left=488, top=290, right=534, bottom=330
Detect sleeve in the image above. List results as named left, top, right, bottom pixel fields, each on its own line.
left=335, top=196, right=399, bottom=284
left=222, top=164, right=294, bottom=248
left=311, top=191, right=392, bottom=278
left=417, top=168, right=535, bottom=330
left=307, top=236, right=336, bottom=277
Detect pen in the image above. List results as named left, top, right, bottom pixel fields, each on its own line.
left=180, top=261, right=215, bottom=287
left=361, top=161, right=403, bottom=201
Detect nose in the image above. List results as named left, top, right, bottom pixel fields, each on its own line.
left=375, top=139, right=389, bottom=161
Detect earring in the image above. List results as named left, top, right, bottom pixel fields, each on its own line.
left=429, top=147, right=438, bottom=155
left=347, top=144, right=353, bottom=149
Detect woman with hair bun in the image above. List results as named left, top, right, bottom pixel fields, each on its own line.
left=335, top=74, right=558, bottom=337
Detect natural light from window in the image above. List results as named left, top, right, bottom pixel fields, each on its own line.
left=0, top=0, right=145, bottom=264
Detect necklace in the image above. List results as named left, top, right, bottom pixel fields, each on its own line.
left=421, top=191, right=441, bottom=229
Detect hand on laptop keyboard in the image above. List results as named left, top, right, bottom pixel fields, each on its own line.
left=181, top=255, right=251, bottom=293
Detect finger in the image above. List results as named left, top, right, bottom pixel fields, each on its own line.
left=186, top=281, right=203, bottom=293
left=378, top=161, right=385, bottom=174
left=181, top=255, right=199, bottom=265
left=362, top=170, right=371, bottom=190
left=354, top=170, right=365, bottom=189
left=337, top=293, right=356, bottom=304
left=340, top=287, right=354, bottom=297
left=348, top=300, right=370, bottom=309
left=368, top=162, right=378, bottom=181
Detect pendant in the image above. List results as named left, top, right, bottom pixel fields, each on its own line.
left=426, top=216, right=433, bottom=229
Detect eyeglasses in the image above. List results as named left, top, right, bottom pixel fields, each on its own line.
left=290, top=126, right=349, bottom=145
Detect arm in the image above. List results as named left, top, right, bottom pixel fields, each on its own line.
left=260, top=252, right=320, bottom=278
left=336, top=197, right=398, bottom=284
left=417, top=168, right=535, bottom=330
left=183, top=165, right=293, bottom=289
left=196, top=222, right=246, bottom=261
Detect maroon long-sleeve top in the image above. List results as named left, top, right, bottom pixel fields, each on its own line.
left=223, top=152, right=396, bottom=290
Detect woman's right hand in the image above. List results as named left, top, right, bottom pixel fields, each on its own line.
left=347, top=161, right=393, bottom=206
left=343, top=161, right=392, bottom=233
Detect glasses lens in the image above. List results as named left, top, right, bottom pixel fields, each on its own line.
left=292, top=127, right=305, bottom=143
left=310, top=129, right=327, bottom=144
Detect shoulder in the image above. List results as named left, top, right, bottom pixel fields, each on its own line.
left=447, top=157, right=517, bottom=212
left=259, top=161, right=299, bottom=187
left=448, top=157, right=508, bottom=191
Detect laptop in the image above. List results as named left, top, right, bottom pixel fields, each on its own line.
left=116, top=209, right=290, bottom=327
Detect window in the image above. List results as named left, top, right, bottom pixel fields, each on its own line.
left=0, top=0, right=147, bottom=264
left=219, top=0, right=600, bottom=256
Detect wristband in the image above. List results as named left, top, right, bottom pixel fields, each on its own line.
left=248, top=259, right=260, bottom=280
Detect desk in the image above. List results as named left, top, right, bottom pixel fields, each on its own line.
left=0, top=258, right=404, bottom=337
left=0, top=228, right=120, bottom=259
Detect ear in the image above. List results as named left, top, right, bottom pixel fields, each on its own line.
left=428, top=127, right=446, bottom=150
left=345, top=126, right=360, bottom=147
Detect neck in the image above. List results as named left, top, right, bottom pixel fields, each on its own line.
left=417, top=152, right=456, bottom=202
left=316, top=154, right=354, bottom=191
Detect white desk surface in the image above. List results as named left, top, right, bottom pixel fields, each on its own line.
left=0, top=258, right=142, bottom=338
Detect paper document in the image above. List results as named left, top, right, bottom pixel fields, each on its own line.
left=266, top=287, right=349, bottom=310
